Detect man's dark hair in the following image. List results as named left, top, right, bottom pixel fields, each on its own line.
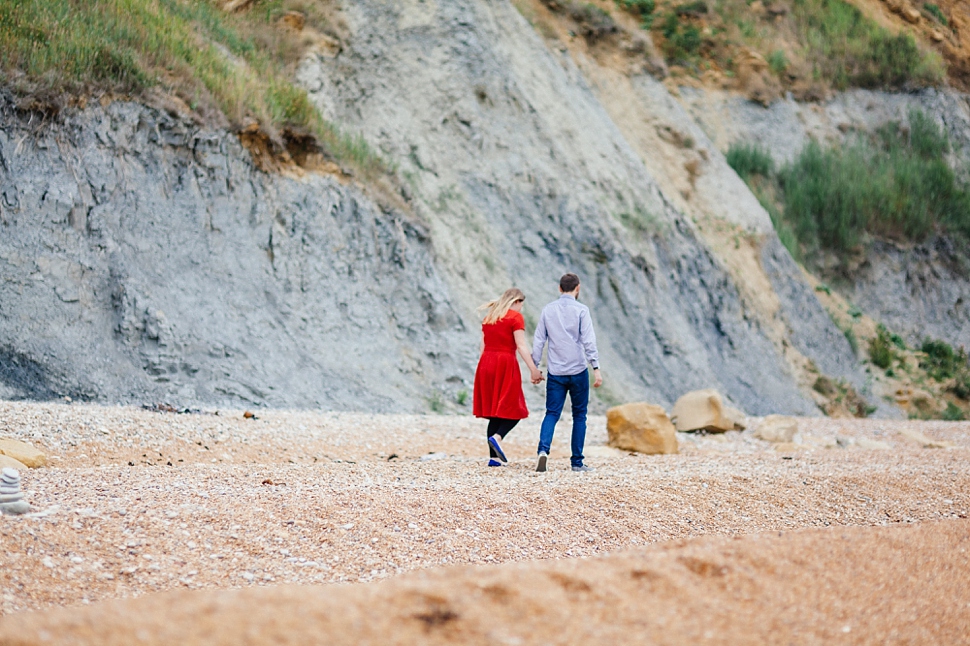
left=559, top=273, right=580, bottom=293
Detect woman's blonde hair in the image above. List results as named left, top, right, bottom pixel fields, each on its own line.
left=479, top=288, right=526, bottom=325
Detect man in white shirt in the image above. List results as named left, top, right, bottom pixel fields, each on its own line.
left=531, top=273, right=602, bottom=472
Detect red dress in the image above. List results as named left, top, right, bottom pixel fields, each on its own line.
left=473, top=310, right=529, bottom=420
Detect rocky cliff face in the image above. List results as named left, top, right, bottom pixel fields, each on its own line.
left=297, top=0, right=860, bottom=414
left=0, top=98, right=466, bottom=409
left=0, top=0, right=874, bottom=414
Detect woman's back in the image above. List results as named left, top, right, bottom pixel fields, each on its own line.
left=482, top=311, right=524, bottom=353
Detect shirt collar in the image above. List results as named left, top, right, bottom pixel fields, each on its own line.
left=559, top=293, right=576, bottom=301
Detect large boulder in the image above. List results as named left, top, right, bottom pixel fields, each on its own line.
left=606, top=403, right=678, bottom=455
left=0, top=439, right=47, bottom=468
left=754, top=415, right=798, bottom=443
left=671, top=390, right=738, bottom=433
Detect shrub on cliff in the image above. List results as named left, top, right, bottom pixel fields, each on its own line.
left=725, top=143, right=774, bottom=180
left=778, top=111, right=970, bottom=258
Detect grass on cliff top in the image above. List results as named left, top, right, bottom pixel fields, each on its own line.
left=727, top=110, right=970, bottom=268
left=618, top=0, right=944, bottom=95
left=0, top=0, right=385, bottom=179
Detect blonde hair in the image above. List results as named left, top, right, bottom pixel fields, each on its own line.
left=479, top=288, right=526, bottom=325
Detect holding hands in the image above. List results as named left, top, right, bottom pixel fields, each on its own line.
left=530, top=368, right=545, bottom=385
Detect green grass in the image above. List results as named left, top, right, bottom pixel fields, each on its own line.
left=867, top=325, right=897, bottom=369
left=943, top=401, right=965, bottom=421
left=920, top=338, right=964, bottom=381
left=923, top=3, right=948, bottom=26
left=729, top=110, right=970, bottom=264
left=726, top=143, right=774, bottom=180
left=842, top=324, right=858, bottom=356
left=767, top=50, right=788, bottom=76
left=616, top=0, right=656, bottom=16
left=0, top=0, right=386, bottom=179
left=615, top=0, right=656, bottom=27
left=729, top=113, right=970, bottom=267
left=649, top=0, right=944, bottom=91
left=919, top=338, right=970, bottom=403
left=792, top=0, right=944, bottom=89
left=660, top=11, right=702, bottom=63
left=725, top=143, right=798, bottom=258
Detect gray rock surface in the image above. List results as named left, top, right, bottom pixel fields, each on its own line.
left=843, top=238, right=970, bottom=349
left=0, top=95, right=467, bottom=410
left=0, top=0, right=869, bottom=414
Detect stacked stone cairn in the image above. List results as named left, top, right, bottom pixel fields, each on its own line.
left=0, top=468, right=30, bottom=515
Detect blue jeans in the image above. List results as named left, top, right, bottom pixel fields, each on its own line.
left=537, top=370, right=589, bottom=467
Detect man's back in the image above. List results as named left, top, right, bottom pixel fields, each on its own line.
left=532, top=294, right=599, bottom=377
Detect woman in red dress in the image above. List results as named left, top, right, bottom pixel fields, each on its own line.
left=473, top=288, right=544, bottom=467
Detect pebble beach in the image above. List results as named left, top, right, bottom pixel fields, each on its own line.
left=0, top=400, right=968, bottom=643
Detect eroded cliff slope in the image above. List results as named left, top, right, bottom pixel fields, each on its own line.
left=0, top=0, right=871, bottom=414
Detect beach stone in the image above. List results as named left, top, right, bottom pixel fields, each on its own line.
left=606, top=403, right=678, bottom=455
left=0, top=500, right=30, bottom=515
left=0, top=493, right=24, bottom=504
left=584, top=445, right=628, bottom=459
left=856, top=438, right=892, bottom=450
left=773, top=442, right=807, bottom=452
left=0, top=456, right=27, bottom=472
left=754, top=415, right=798, bottom=443
left=897, top=428, right=952, bottom=449
left=723, top=406, right=747, bottom=431
left=671, top=390, right=734, bottom=432
left=0, top=439, right=46, bottom=468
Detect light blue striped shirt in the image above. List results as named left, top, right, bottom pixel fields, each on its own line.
left=531, top=294, right=600, bottom=377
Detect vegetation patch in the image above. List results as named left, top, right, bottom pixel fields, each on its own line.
left=639, top=0, right=943, bottom=98
left=0, top=0, right=386, bottom=179
left=812, top=375, right=873, bottom=417
left=867, top=325, right=898, bottom=370
left=791, top=0, right=942, bottom=90
left=922, top=3, right=948, bottom=26
left=726, top=111, right=970, bottom=269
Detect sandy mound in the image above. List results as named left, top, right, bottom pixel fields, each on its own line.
left=2, top=519, right=967, bottom=645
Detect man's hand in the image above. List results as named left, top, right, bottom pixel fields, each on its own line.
left=531, top=368, right=544, bottom=385
left=592, top=368, right=602, bottom=388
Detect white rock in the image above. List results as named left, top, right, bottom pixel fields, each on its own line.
left=754, top=415, right=798, bottom=443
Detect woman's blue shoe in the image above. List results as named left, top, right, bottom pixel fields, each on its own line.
left=488, top=435, right=508, bottom=462
left=487, top=459, right=504, bottom=467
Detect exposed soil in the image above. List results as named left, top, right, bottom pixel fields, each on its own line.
left=1, top=518, right=968, bottom=644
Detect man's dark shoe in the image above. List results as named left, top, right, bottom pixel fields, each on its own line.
left=488, top=435, right=508, bottom=462
left=536, top=452, right=548, bottom=473
left=487, top=459, right=504, bottom=467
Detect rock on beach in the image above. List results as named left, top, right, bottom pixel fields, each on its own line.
left=606, top=403, right=678, bottom=455
left=0, top=438, right=46, bottom=468
left=754, top=415, right=798, bottom=443
left=671, top=390, right=740, bottom=433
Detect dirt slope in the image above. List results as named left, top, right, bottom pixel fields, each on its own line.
left=1, top=519, right=967, bottom=645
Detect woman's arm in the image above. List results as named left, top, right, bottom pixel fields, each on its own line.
left=513, top=329, right=544, bottom=383
left=479, top=330, right=485, bottom=356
